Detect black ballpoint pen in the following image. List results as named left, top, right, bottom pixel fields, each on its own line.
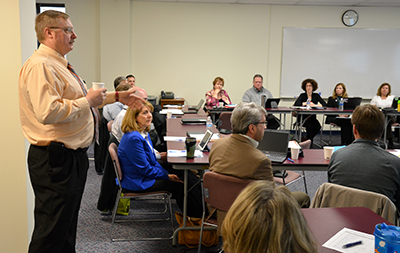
left=342, top=240, right=363, bottom=248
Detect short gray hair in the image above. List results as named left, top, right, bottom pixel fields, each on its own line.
left=231, top=102, right=267, bottom=134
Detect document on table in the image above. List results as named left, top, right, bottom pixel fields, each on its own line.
left=164, top=136, right=186, bottom=142
left=159, top=109, right=183, bottom=115
left=388, top=149, right=400, bottom=158
left=167, top=150, right=204, bottom=158
left=322, top=227, right=374, bottom=252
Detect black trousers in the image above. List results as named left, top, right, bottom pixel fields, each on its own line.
left=302, top=115, right=321, bottom=141
left=28, top=143, right=89, bottom=253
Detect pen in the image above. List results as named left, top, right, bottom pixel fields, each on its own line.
left=342, top=240, right=363, bottom=248
left=287, top=158, right=295, bottom=163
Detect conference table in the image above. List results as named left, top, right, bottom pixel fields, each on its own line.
left=302, top=207, right=390, bottom=252
left=166, top=111, right=218, bottom=246
left=205, top=105, right=295, bottom=130
left=294, top=107, right=354, bottom=142
left=166, top=108, right=331, bottom=246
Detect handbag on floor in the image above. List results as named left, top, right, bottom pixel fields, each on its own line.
left=175, top=212, right=218, bottom=248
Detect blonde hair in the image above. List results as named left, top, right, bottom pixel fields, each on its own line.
left=332, top=83, right=348, bottom=99
left=222, top=181, right=317, bottom=253
left=121, top=101, right=153, bottom=133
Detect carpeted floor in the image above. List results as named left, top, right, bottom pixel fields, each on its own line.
left=76, top=130, right=392, bottom=252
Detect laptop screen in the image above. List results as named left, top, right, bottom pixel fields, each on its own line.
left=343, top=97, right=362, bottom=110
left=257, top=130, right=290, bottom=153
left=195, top=99, right=204, bottom=111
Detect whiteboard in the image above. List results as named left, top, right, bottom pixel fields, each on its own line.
left=280, top=27, right=400, bottom=99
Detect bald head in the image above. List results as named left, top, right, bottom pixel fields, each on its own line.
left=135, top=87, right=148, bottom=101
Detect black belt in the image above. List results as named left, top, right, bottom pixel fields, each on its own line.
left=33, top=143, right=88, bottom=153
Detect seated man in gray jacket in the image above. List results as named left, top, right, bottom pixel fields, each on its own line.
left=328, top=104, right=400, bottom=210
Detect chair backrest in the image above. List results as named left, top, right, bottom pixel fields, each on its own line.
left=218, top=112, right=232, bottom=131
left=203, top=171, right=254, bottom=212
left=311, top=182, right=398, bottom=225
left=108, top=143, right=123, bottom=184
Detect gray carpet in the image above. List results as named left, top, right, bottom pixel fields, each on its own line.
left=75, top=131, right=343, bottom=252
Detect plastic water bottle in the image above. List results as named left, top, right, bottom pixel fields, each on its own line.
left=397, top=98, right=400, bottom=112
left=339, top=98, right=344, bottom=111
left=206, top=116, right=213, bottom=131
left=306, top=98, right=311, bottom=109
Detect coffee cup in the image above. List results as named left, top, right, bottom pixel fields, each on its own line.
left=185, top=137, right=196, bottom=159
left=92, top=82, right=105, bottom=90
left=291, top=147, right=300, bottom=160
left=218, top=102, right=224, bottom=108
left=323, top=146, right=335, bottom=160
left=166, top=111, right=172, bottom=119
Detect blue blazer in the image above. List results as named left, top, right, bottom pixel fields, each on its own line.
left=118, top=131, right=169, bottom=191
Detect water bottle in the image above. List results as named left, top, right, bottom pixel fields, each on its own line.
left=339, top=98, right=344, bottom=111
left=261, top=94, right=267, bottom=108
left=397, top=98, right=400, bottom=112
left=306, top=98, right=311, bottom=109
left=206, top=116, right=213, bottom=131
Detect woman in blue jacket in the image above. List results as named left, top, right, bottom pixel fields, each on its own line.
left=118, top=101, right=203, bottom=217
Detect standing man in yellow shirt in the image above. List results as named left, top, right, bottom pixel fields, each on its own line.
left=19, top=10, right=143, bottom=252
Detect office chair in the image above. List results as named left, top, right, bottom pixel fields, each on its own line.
left=108, top=143, right=174, bottom=242
left=198, top=171, right=254, bottom=253
left=218, top=112, right=232, bottom=135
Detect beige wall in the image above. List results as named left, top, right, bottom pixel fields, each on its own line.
left=1, top=0, right=30, bottom=251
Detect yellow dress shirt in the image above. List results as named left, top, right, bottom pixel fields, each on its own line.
left=19, top=44, right=93, bottom=150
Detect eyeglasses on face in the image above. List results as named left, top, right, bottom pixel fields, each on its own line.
left=254, top=121, right=268, bottom=126
left=48, top=27, right=74, bottom=34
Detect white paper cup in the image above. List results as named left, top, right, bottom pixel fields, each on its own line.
left=291, top=147, right=301, bottom=160
left=92, top=82, right=105, bottom=90
left=219, top=102, right=224, bottom=108
left=166, top=111, right=172, bottom=119
left=323, top=146, right=335, bottom=160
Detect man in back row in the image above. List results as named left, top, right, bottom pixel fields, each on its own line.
left=209, top=102, right=310, bottom=228
left=19, top=10, right=143, bottom=252
left=328, top=104, right=400, bottom=210
left=242, top=74, right=280, bottom=129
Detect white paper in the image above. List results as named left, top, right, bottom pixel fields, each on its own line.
left=159, top=109, right=183, bottom=115
left=163, top=136, right=186, bottom=142
left=322, top=227, right=375, bottom=252
left=388, top=149, right=400, bottom=158
left=167, top=150, right=204, bottom=158
left=288, top=140, right=300, bottom=149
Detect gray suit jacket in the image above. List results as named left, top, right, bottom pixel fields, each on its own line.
left=328, top=138, right=400, bottom=210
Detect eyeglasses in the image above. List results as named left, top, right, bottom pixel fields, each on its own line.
left=254, top=121, right=268, bottom=126
left=49, top=27, right=74, bottom=34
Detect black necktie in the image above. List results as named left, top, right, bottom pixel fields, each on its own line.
left=67, top=62, right=100, bottom=144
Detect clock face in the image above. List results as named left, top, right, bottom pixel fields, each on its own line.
left=342, top=10, right=358, bottom=27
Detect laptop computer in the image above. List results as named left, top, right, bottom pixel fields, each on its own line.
left=391, top=97, right=400, bottom=109
left=343, top=97, right=362, bottom=110
left=183, top=99, right=204, bottom=114
left=265, top=98, right=281, bottom=109
left=257, top=129, right=290, bottom=163
left=181, top=118, right=206, bottom=125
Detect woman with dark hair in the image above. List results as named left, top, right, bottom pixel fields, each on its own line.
left=293, top=78, right=327, bottom=143
left=205, top=76, right=232, bottom=106
left=326, top=83, right=354, bottom=145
